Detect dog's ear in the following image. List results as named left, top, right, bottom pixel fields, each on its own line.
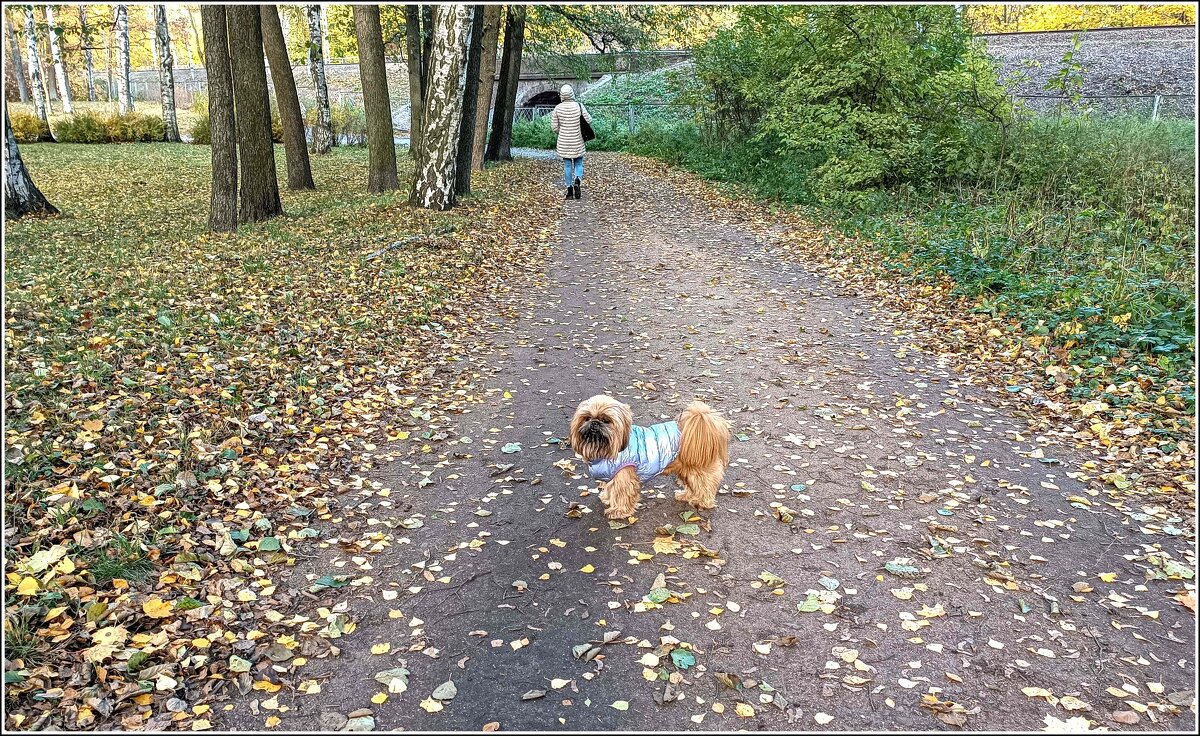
left=614, top=401, right=634, bottom=452
left=568, top=403, right=590, bottom=451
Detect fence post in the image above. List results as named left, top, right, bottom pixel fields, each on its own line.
left=627, top=104, right=635, bottom=134
left=1151, top=94, right=1161, bottom=123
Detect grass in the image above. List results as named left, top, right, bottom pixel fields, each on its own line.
left=7, top=100, right=201, bottom=139
left=86, top=534, right=156, bottom=585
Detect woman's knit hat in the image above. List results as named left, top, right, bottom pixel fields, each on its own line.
left=559, top=84, right=575, bottom=100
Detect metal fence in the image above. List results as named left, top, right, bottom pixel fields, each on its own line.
left=1012, top=94, right=1194, bottom=120
left=515, top=102, right=691, bottom=133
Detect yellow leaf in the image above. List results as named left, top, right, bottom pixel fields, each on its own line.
left=580, top=564, right=595, bottom=573
left=420, top=697, right=444, bottom=713
left=83, top=420, right=104, bottom=432
left=371, top=692, right=388, bottom=704
left=735, top=702, right=755, bottom=717
left=16, top=577, right=40, bottom=596
left=253, top=680, right=282, bottom=693
left=265, top=716, right=281, bottom=728
left=1098, top=572, right=1118, bottom=583
left=371, top=642, right=391, bottom=655
left=142, top=598, right=174, bottom=618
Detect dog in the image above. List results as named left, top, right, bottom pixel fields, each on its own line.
left=569, top=395, right=730, bottom=520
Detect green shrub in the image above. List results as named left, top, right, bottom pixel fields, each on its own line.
left=330, top=99, right=366, bottom=145
left=51, top=112, right=166, bottom=143
left=190, top=92, right=283, bottom=145
left=511, top=116, right=555, bottom=149
left=511, top=113, right=630, bottom=152
left=10, top=111, right=52, bottom=143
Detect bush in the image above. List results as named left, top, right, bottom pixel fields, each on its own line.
left=330, top=99, right=366, bottom=145
left=510, top=113, right=630, bottom=153
left=52, top=112, right=166, bottom=143
left=10, top=111, right=52, bottom=143
left=190, top=92, right=283, bottom=145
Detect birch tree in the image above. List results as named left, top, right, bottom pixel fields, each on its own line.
left=115, top=4, right=133, bottom=114
left=228, top=5, right=282, bottom=223
left=306, top=5, right=333, bottom=154
left=199, top=5, right=237, bottom=231
left=453, top=5, right=483, bottom=196
left=410, top=5, right=470, bottom=210
left=5, top=10, right=30, bottom=103
left=44, top=6, right=71, bottom=113
left=24, top=7, right=49, bottom=122
left=5, top=108, right=58, bottom=219
left=262, top=4, right=314, bottom=189
left=154, top=5, right=180, bottom=141
left=471, top=4, right=502, bottom=170
left=353, top=5, right=398, bottom=193
left=78, top=6, right=96, bottom=101
left=485, top=5, right=525, bottom=162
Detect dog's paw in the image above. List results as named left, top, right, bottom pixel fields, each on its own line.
left=688, top=498, right=716, bottom=511
left=604, top=506, right=632, bottom=520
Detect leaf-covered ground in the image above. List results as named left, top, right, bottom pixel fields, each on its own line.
left=3, top=143, right=559, bottom=729
left=3, top=147, right=1194, bottom=733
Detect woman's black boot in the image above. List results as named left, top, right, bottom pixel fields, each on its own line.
left=565, top=186, right=574, bottom=199
left=573, top=178, right=582, bottom=199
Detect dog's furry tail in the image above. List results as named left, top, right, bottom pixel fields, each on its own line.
left=677, top=401, right=730, bottom=469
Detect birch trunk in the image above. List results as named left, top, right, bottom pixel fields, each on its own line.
left=471, top=4, right=501, bottom=170
left=228, top=4, right=283, bottom=223
left=320, top=3, right=330, bottom=61
left=485, top=5, right=524, bottom=162
left=5, top=108, right=58, bottom=219
left=453, top=6, right=483, bottom=196
left=306, top=5, right=332, bottom=154
left=44, top=6, right=71, bottom=113
left=6, top=11, right=30, bottom=103
left=353, top=5, right=398, bottom=193
left=115, top=5, right=133, bottom=114
left=199, top=5, right=237, bottom=231
left=154, top=5, right=180, bottom=141
left=403, top=5, right=423, bottom=159
left=261, top=4, right=314, bottom=189
left=410, top=5, right=469, bottom=210
left=78, top=7, right=96, bottom=101
left=24, top=7, right=48, bottom=122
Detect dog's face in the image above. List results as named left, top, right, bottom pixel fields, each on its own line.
left=569, top=395, right=632, bottom=462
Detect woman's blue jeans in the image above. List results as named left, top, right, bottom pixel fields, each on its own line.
left=563, top=156, right=583, bottom=186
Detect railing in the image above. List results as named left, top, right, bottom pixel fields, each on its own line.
left=1012, top=93, right=1193, bottom=121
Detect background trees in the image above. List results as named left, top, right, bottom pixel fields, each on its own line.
left=227, top=5, right=282, bottom=223
left=485, top=5, right=525, bottom=163
left=200, top=5, right=237, bottom=231
left=45, top=6, right=73, bottom=115
left=153, top=5, right=180, bottom=142
left=23, top=7, right=49, bottom=122
left=115, top=5, right=133, bottom=114
left=306, top=4, right=334, bottom=154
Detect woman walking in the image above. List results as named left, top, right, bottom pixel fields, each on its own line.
left=551, top=84, right=592, bottom=200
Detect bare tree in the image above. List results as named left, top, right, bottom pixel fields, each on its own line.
left=5, top=108, right=58, bottom=219
left=353, top=5, right=399, bottom=193
left=485, top=5, right=525, bottom=162
left=24, top=7, right=49, bottom=122
left=200, top=5, right=237, bottom=231
left=228, top=5, right=282, bottom=223
left=154, top=5, right=180, bottom=141
left=454, top=6, right=484, bottom=196
left=306, top=4, right=333, bottom=154
left=5, top=10, right=30, bottom=103
left=262, top=5, right=314, bottom=189
left=471, top=4, right=502, bottom=170
left=411, top=5, right=469, bottom=210
left=115, top=4, right=133, bottom=114
left=78, top=6, right=96, bottom=101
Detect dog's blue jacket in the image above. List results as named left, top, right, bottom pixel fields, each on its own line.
left=588, top=421, right=681, bottom=482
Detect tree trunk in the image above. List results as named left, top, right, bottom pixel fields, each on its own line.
left=154, top=5, right=180, bottom=141
left=24, top=7, right=48, bottom=122
left=78, top=7, right=96, bottom=101
left=471, top=4, right=501, bottom=170
left=262, top=4, right=314, bottom=188
left=46, top=6, right=73, bottom=114
left=453, top=6, right=483, bottom=197
left=320, top=4, right=331, bottom=61
left=6, top=11, right=30, bottom=103
left=403, top=5, right=424, bottom=159
left=188, top=7, right=204, bottom=64
left=200, top=6, right=237, bottom=231
left=227, top=5, right=282, bottom=223
left=421, top=6, right=433, bottom=88
left=306, top=5, right=333, bottom=154
left=5, top=108, right=58, bottom=219
left=485, top=5, right=524, bottom=162
left=115, top=5, right=133, bottom=114
left=410, top=5, right=469, bottom=210
left=353, top=5, right=398, bottom=193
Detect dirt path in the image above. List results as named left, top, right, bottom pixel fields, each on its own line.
left=222, top=155, right=1195, bottom=732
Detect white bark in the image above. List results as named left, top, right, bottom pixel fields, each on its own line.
left=306, top=5, right=332, bottom=153
left=319, top=3, right=330, bottom=60
left=115, top=5, right=133, bottom=114
left=5, top=108, right=58, bottom=219
left=78, top=6, right=96, bottom=101
left=45, top=6, right=72, bottom=113
left=411, top=5, right=470, bottom=210
left=24, top=7, right=48, bottom=121
left=154, top=5, right=179, bottom=141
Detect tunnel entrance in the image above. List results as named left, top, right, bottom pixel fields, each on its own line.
left=523, top=90, right=564, bottom=109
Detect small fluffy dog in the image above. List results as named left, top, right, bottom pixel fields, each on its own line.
left=569, top=395, right=730, bottom=520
